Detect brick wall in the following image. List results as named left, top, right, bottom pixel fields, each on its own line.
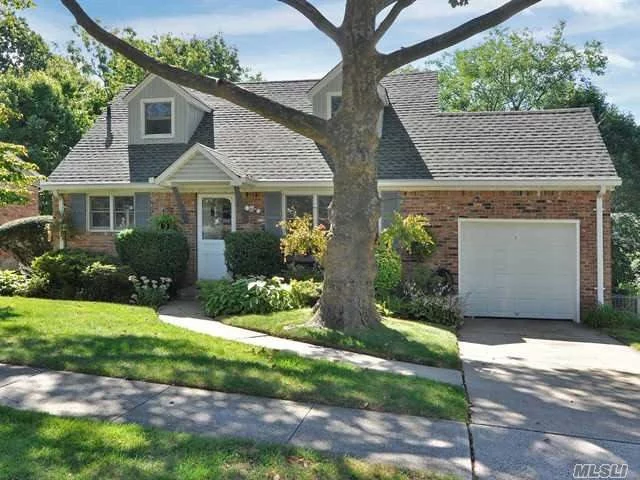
left=401, top=190, right=612, bottom=311
left=0, top=187, right=40, bottom=268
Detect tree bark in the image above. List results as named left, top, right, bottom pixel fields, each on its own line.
left=311, top=0, right=382, bottom=330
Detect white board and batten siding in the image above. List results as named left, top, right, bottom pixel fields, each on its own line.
left=459, top=219, right=580, bottom=321
left=170, top=152, right=232, bottom=183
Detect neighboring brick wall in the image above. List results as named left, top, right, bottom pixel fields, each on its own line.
left=0, top=187, right=40, bottom=268
left=401, top=190, right=612, bottom=312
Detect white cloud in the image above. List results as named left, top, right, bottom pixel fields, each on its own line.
left=604, top=50, right=636, bottom=69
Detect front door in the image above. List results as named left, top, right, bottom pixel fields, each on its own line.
left=197, top=195, right=235, bottom=280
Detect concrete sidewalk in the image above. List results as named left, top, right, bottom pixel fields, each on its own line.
left=159, top=301, right=463, bottom=387
left=0, top=363, right=471, bottom=478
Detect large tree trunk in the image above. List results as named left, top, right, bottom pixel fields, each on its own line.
left=311, top=0, right=383, bottom=330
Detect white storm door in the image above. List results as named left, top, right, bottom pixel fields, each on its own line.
left=197, top=195, right=235, bottom=280
left=459, top=220, right=579, bottom=321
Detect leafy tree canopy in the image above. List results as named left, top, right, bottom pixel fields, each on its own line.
left=68, top=26, right=262, bottom=97
left=0, top=56, right=106, bottom=175
left=434, top=22, right=607, bottom=111
left=0, top=6, right=50, bottom=73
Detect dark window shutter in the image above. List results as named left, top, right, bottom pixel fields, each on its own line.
left=380, top=191, right=402, bottom=230
left=264, top=192, right=283, bottom=237
left=135, top=193, right=151, bottom=228
left=69, top=193, right=86, bottom=233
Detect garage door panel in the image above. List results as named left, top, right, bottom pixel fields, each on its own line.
left=460, top=221, right=578, bottom=321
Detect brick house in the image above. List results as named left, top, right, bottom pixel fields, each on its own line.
left=42, top=68, right=620, bottom=322
left=0, top=186, right=40, bottom=268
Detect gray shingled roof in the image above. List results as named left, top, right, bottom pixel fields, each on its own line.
left=48, top=72, right=617, bottom=185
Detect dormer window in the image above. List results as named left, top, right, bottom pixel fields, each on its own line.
left=327, top=94, right=342, bottom=118
left=142, top=98, right=174, bottom=138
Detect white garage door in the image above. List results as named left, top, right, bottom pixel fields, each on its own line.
left=459, top=220, right=579, bottom=320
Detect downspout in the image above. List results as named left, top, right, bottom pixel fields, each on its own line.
left=596, top=186, right=606, bottom=305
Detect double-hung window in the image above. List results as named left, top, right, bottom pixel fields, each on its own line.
left=142, top=98, right=174, bottom=138
left=284, top=194, right=333, bottom=228
left=89, top=195, right=135, bottom=231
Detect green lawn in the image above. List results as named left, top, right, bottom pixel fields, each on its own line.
left=221, top=309, right=461, bottom=369
left=604, top=319, right=640, bottom=351
left=0, top=297, right=466, bottom=421
left=0, top=406, right=457, bottom=480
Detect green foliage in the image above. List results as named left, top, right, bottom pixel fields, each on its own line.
left=399, top=283, right=463, bottom=327
left=290, top=279, right=323, bottom=307
left=69, top=26, right=259, bottom=97
left=149, top=214, right=181, bottom=231
left=0, top=215, right=52, bottom=266
left=434, top=23, right=606, bottom=112
left=129, top=275, right=171, bottom=309
left=199, top=277, right=296, bottom=317
left=584, top=304, right=636, bottom=329
left=116, top=229, right=190, bottom=285
left=0, top=270, right=28, bottom=295
left=0, top=57, right=106, bottom=175
left=224, top=231, right=282, bottom=277
left=379, top=213, right=435, bottom=258
left=374, top=246, right=402, bottom=297
left=612, top=213, right=640, bottom=290
left=31, top=249, right=132, bottom=301
left=0, top=7, right=49, bottom=74
left=279, top=215, right=329, bottom=266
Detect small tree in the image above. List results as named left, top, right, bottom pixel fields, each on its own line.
left=61, top=0, right=542, bottom=330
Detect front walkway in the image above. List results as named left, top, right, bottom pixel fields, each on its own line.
left=0, top=363, right=472, bottom=479
left=159, top=301, right=463, bottom=387
left=460, top=318, right=640, bottom=480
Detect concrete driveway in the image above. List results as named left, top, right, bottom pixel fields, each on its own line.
left=459, top=318, right=640, bottom=480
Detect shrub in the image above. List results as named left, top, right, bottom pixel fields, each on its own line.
left=279, top=214, right=329, bottom=266
left=81, top=262, right=133, bottom=303
left=224, top=231, right=282, bottom=277
left=150, top=214, right=181, bottom=231
left=0, top=216, right=52, bottom=267
left=397, top=282, right=463, bottom=327
left=130, top=275, right=171, bottom=309
left=379, top=213, right=435, bottom=259
left=290, top=279, right=322, bottom=307
left=199, top=276, right=296, bottom=317
left=283, top=263, right=324, bottom=282
left=0, top=270, right=29, bottom=296
left=116, top=229, right=189, bottom=285
left=31, top=249, right=121, bottom=299
left=374, top=247, right=402, bottom=297
left=405, top=264, right=455, bottom=295
left=584, top=305, right=636, bottom=329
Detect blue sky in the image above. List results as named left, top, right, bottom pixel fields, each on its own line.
left=25, top=0, right=639, bottom=119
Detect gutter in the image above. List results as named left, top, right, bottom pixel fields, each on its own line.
left=596, top=185, right=606, bottom=304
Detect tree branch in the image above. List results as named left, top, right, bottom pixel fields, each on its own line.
left=379, top=0, right=542, bottom=75
left=374, top=0, right=415, bottom=43
left=60, top=0, right=330, bottom=145
left=277, top=0, right=342, bottom=44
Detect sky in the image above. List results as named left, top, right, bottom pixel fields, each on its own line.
left=24, top=0, right=640, bottom=120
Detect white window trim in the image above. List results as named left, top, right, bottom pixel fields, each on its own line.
left=282, top=193, right=332, bottom=227
left=141, top=97, right=176, bottom=139
left=325, top=91, right=341, bottom=119
left=87, top=194, right=136, bottom=232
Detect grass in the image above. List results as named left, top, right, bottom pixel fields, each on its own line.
left=0, top=297, right=466, bottom=421
left=0, top=406, right=458, bottom=480
left=604, top=319, right=640, bottom=351
left=221, top=309, right=461, bottom=369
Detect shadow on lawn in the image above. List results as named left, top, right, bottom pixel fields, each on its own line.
left=0, top=323, right=465, bottom=420
left=0, top=307, right=20, bottom=321
left=0, top=406, right=404, bottom=480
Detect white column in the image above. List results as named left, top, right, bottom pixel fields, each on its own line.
left=596, top=186, right=605, bottom=304
left=56, top=193, right=66, bottom=250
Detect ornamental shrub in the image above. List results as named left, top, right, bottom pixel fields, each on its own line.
left=199, top=276, right=296, bottom=317
left=379, top=213, right=435, bottom=259
left=0, top=216, right=52, bottom=267
left=401, top=282, right=463, bottom=327
left=31, top=249, right=121, bottom=299
left=116, top=228, right=189, bottom=285
left=290, top=279, right=323, bottom=307
left=279, top=214, right=329, bottom=266
left=374, top=246, right=402, bottom=297
left=81, top=262, right=133, bottom=303
left=0, top=270, right=29, bottom=296
left=129, top=275, right=172, bottom=309
left=584, top=305, right=634, bottom=329
left=224, top=231, right=282, bottom=277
